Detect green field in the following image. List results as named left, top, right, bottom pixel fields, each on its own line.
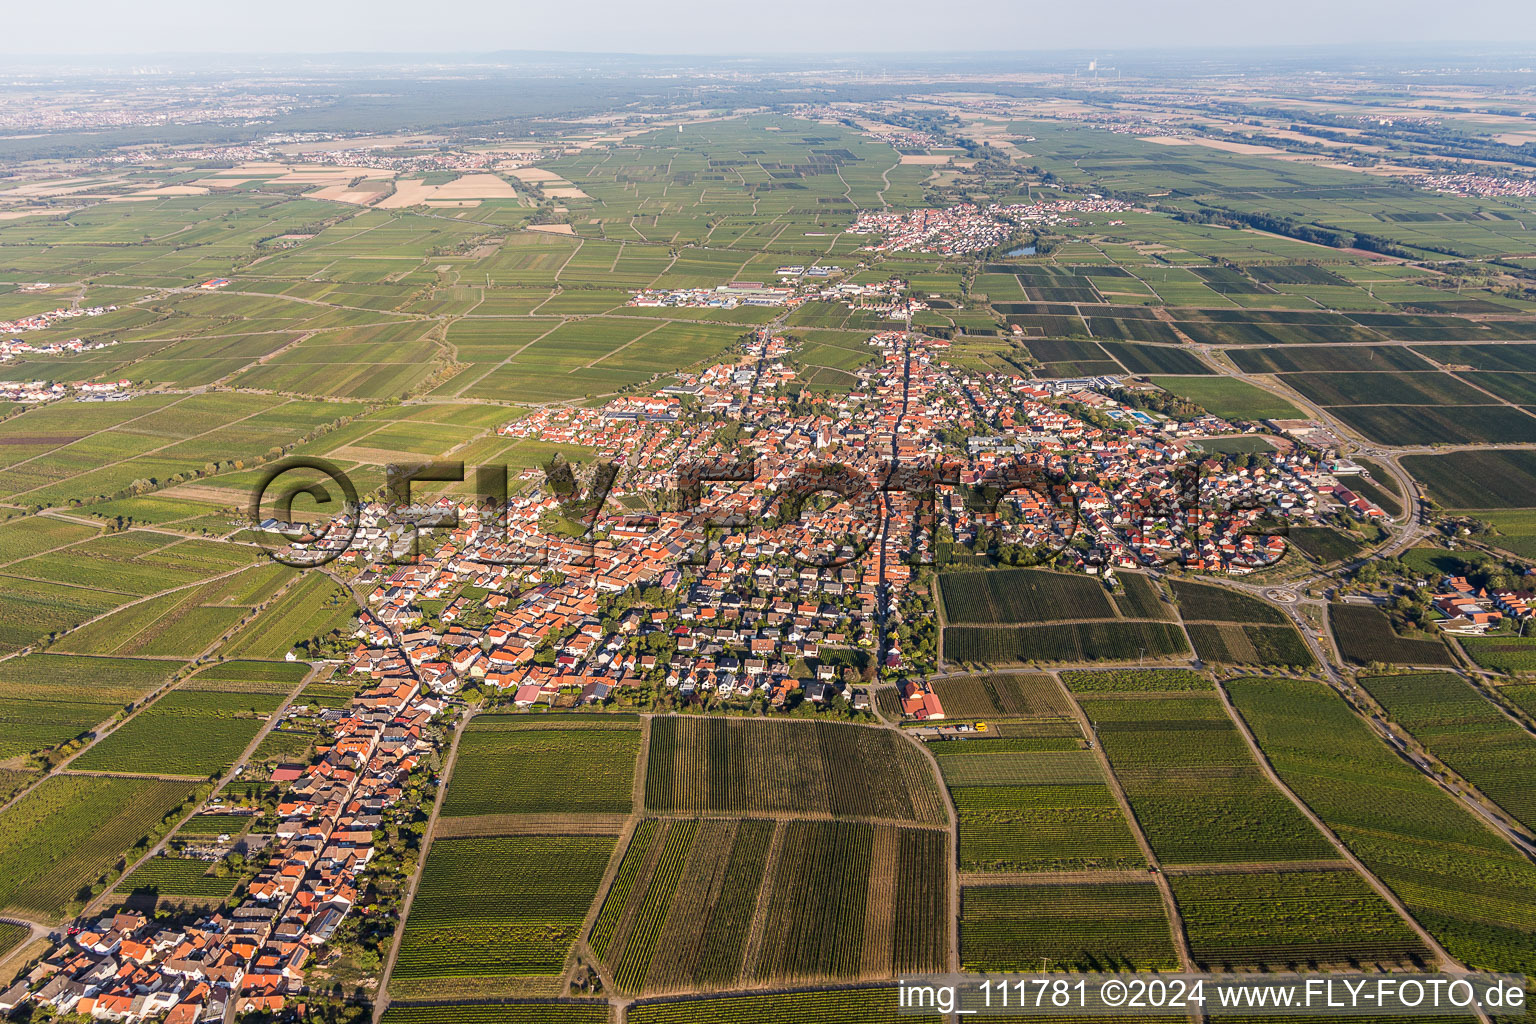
left=442, top=718, right=640, bottom=817
left=1228, top=677, right=1536, bottom=976
left=1078, top=695, right=1335, bottom=866
left=0, top=774, right=196, bottom=919
left=393, top=832, right=618, bottom=988
left=644, top=716, right=946, bottom=823
left=1357, top=673, right=1536, bottom=834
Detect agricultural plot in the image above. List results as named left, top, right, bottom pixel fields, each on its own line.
left=929, top=673, right=1075, bottom=719
left=392, top=832, right=618, bottom=992
left=941, top=743, right=1145, bottom=873
left=1186, top=623, right=1315, bottom=669
left=593, top=817, right=946, bottom=993
left=938, top=568, right=1114, bottom=623
left=114, top=855, right=239, bottom=904
left=1227, top=677, right=1536, bottom=976
left=627, top=989, right=941, bottom=1024
left=1402, top=449, right=1536, bottom=510
left=1460, top=635, right=1536, bottom=674
left=1329, top=404, right=1536, bottom=446
left=961, top=881, right=1179, bottom=972
left=1170, top=870, right=1428, bottom=970
left=440, top=717, right=640, bottom=818
left=1357, top=673, right=1536, bottom=834
left=1329, top=605, right=1454, bottom=667
left=383, top=1004, right=609, bottom=1024
left=0, top=774, right=196, bottom=920
left=1286, top=526, right=1368, bottom=564
left=1111, top=573, right=1177, bottom=621
left=220, top=572, right=355, bottom=659
left=1079, top=695, right=1335, bottom=866
left=71, top=684, right=285, bottom=777
left=0, top=653, right=182, bottom=760
left=1061, top=668, right=1213, bottom=693
left=1170, top=580, right=1287, bottom=624
left=643, top=716, right=945, bottom=823
left=1149, top=377, right=1303, bottom=421
left=945, top=621, right=1189, bottom=665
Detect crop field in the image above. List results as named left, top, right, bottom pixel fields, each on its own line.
left=1402, top=449, right=1536, bottom=510
left=1170, top=870, right=1428, bottom=970
left=1328, top=604, right=1454, bottom=667
left=593, top=817, right=945, bottom=992
left=71, top=684, right=284, bottom=777
left=441, top=718, right=640, bottom=818
left=383, top=1004, right=610, bottom=1024
left=0, top=653, right=182, bottom=760
left=1111, top=573, right=1177, bottom=621
left=175, top=812, right=253, bottom=836
left=938, top=568, right=1114, bottom=623
left=1170, top=580, right=1287, bottom=623
left=1061, top=668, right=1213, bottom=692
left=1330, top=404, right=1536, bottom=446
left=627, top=988, right=942, bottom=1024
left=940, top=743, right=1145, bottom=873
left=945, top=621, right=1190, bottom=665
left=644, top=716, right=945, bottom=823
left=1227, top=677, right=1536, bottom=976
left=1149, top=377, right=1303, bottom=421
left=929, top=673, right=1074, bottom=719
left=1079, top=695, right=1335, bottom=866
left=1460, top=635, right=1536, bottom=674
left=1286, top=526, right=1368, bottom=564
left=393, top=832, right=618, bottom=988
left=0, top=774, right=195, bottom=919
left=1357, top=673, right=1536, bottom=833
left=1186, top=623, right=1316, bottom=669
left=220, top=572, right=355, bottom=658
left=961, top=881, right=1179, bottom=972
left=114, top=855, right=238, bottom=903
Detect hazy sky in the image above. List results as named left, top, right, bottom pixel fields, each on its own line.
left=17, top=0, right=1536, bottom=55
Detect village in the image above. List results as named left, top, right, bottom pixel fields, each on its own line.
left=849, top=198, right=1138, bottom=254
left=0, top=646, right=443, bottom=1020
left=247, top=327, right=1383, bottom=717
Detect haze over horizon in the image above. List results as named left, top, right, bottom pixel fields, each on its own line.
left=14, top=0, right=1536, bottom=58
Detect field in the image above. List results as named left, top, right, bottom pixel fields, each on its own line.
left=942, top=742, right=1146, bottom=872
left=1227, top=677, right=1536, bottom=976
left=0, top=774, right=196, bottom=919
left=1186, top=623, right=1315, bottom=669
left=384, top=1004, right=610, bottom=1024
left=392, top=832, right=618, bottom=990
left=1357, top=673, right=1536, bottom=834
left=643, top=716, right=945, bottom=823
left=1149, top=377, right=1303, bottom=421
left=114, top=854, right=239, bottom=904
left=1460, top=635, right=1536, bottom=674
left=71, top=683, right=286, bottom=777
left=441, top=717, right=640, bottom=818
left=1078, top=695, right=1335, bottom=866
left=928, top=673, right=1075, bottom=719
left=960, top=882, right=1179, bottom=972
left=1328, top=604, right=1455, bottom=667
left=627, top=989, right=942, bottom=1024
left=593, top=817, right=946, bottom=992
left=1061, top=668, right=1213, bottom=692
left=1169, top=870, right=1428, bottom=969
left=945, top=621, right=1189, bottom=665
left=938, top=568, right=1114, bottom=623
left=1402, top=450, right=1536, bottom=510
left=1170, top=580, right=1287, bottom=623
left=0, top=653, right=183, bottom=759
left=220, top=572, right=355, bottom=658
